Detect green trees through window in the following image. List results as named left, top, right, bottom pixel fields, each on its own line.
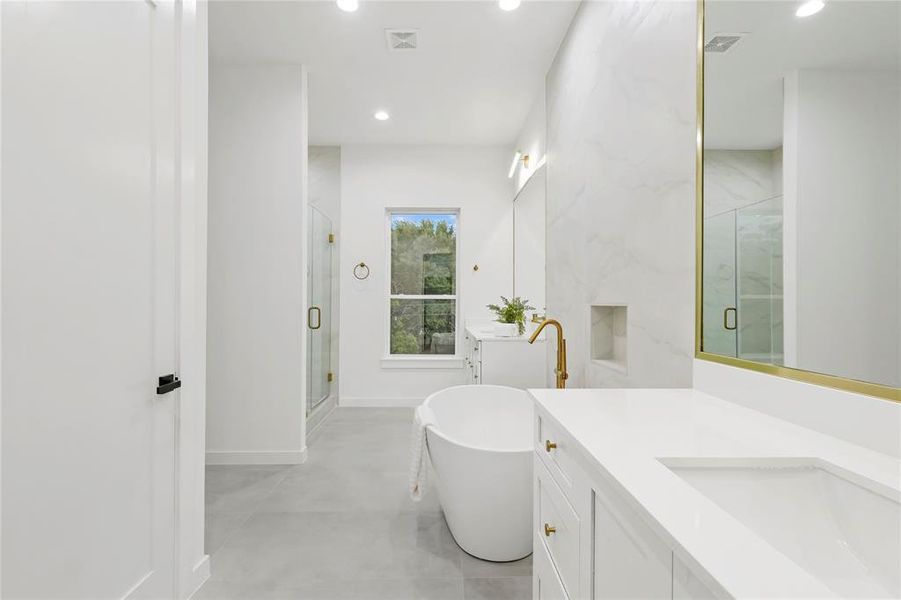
left=389, top=213, right=457, bottom=355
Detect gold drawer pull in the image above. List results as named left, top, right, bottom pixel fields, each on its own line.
left=545, top=440, right=557, bottom=452
left=544, top=523, right=556, bottom=537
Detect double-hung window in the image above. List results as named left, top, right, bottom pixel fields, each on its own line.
left=388, top=210, right=459, bottom=356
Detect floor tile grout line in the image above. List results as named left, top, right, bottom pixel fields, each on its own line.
left=207, top=465, right=296, bottom=562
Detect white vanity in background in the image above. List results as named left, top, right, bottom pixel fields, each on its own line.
left=529, top=388, right=900, bottom=600
left=463, top=325, right=546, bottom=388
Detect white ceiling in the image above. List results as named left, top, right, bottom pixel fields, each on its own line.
left=210, top=0, right=579, bottom=145
left=705, top=0, right=900, bottom=150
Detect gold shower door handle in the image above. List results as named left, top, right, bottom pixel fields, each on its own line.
left=308, top=306, right=321, bottom=330
left=723, top=307, right=737, bottom=331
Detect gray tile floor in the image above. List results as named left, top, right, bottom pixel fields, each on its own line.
left=196, top=408, right=532, bottom=600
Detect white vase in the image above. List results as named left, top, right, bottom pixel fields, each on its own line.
left=493, top=322, right=518, bottom=337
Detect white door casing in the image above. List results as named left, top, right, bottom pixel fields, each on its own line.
left=2, top=1, right=181, bottom=597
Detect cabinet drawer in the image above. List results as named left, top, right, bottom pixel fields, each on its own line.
left=534, top=532, right=570, bottom=600
left=536, top=412, right=579, bottom=494
left=536, top=459, right=580, bottom=598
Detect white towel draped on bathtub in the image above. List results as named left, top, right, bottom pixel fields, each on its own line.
left=409, top=404, right=437, bottom=502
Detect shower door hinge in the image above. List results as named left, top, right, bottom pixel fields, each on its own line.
left=327, top=372, right=334, bottom=383
left=328, top=233, right=335, bottom=244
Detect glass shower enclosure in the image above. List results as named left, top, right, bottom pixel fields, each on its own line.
left=307, top=205, right=333, bottom=415
left=703, top=196, right=784, bottom=365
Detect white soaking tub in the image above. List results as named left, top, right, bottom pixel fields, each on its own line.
left=423, top=384, right=533, bottom=561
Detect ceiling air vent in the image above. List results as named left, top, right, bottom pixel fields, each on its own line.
left=386, top=29, right=419, bottom=51
left=704, top=34, right=744, bottom=53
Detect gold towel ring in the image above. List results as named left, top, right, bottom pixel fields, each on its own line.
left=353, top=262, right=370, bottom=280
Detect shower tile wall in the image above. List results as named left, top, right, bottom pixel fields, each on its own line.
left=705, top=149, right=782, bottom=217
left=545, top=0, right=696, bottom=388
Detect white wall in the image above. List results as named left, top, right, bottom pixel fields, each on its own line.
left=339, top=145, right=513, bottom=405
left=207, top=65, right=309, bottom=464
left=694, top=360, right=901, bottom=458
left=513, top=165, right=546, bottom=314
left=511, top=83, right=548, bottom=314
left=783, top=69, right=900, bottom=387
left=544, top=0, right=696, bottom=389
left=512, top=85, right=547, bottom=197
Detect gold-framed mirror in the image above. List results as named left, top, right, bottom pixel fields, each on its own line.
left=696, top=0, right=900, bottom=402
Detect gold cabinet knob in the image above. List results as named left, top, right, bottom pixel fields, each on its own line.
left=544, top=523, right=556, bottom=537
left=545, top=440, right=557, bottom=452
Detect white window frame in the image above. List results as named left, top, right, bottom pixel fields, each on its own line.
left=383, top=208, right=463, bottom=367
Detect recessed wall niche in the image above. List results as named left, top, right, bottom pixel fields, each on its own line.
left=591, top=305, right=628, bottom=371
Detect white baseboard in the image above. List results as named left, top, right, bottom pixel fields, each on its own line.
left=339, top=397, right=424, bottom=407
left=184, top=555, right=210, bottom=599
left=205, top=448, right=308, bottom=465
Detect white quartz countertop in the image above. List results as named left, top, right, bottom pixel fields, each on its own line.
left=466, top=325, right=544, bottom=342
left=528, top=388, right=901, bottom=599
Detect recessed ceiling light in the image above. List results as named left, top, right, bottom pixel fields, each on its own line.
left=336, top=0, right=358, bottom=13
left=796, top=0, right=824, bottom=17
left=374, top=110, right=390, bottom=121
left=499, top=0, right=521, bottom=11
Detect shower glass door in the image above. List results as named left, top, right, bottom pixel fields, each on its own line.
left=703, top=198, right=784, bottom=364
left=307, top=206, right=333, bottom=415
left=703, top=210, right=738, bottom=356
left=735, top=197, right=783, bottom=365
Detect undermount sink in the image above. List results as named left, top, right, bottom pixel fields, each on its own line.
left=663, top=458, right=901, bottom=598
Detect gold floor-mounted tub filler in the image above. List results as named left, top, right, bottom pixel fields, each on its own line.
left=529, top=318, right=568, bottom=389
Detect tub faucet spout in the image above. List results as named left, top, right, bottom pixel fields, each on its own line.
left=528, top=318, right=568, bottom=389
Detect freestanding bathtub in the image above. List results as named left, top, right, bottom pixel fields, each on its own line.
left=423, top=384, right=533, bottom=562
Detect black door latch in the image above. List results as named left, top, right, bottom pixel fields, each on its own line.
left=157, top=374, right=182, bottom=395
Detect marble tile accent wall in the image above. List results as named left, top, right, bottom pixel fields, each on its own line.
left=545, top=0, right=696, bottom=388
left=704, top=149, right=782, bottom=217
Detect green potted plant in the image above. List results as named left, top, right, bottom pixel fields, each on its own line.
left=487, top=296, right=535, bottom=337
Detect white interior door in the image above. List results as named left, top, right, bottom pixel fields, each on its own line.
left=2, top=1, right=180, bottom=597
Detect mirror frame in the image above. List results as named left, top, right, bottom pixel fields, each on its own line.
left=694, top=0, right=900, bottom=402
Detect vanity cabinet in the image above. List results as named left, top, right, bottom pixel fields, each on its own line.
left=673, top=557, right=717, bottom=600
left=533, top=406, right=717, bottom=600
left=463, top=326, right=546, bottom=388
left=593, top=484, right=672, bottom=599
left=536, top=462, right=581, bottom=596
